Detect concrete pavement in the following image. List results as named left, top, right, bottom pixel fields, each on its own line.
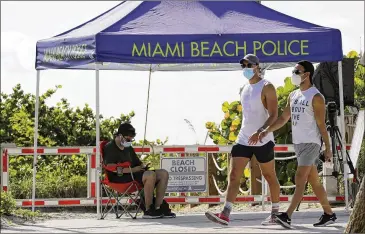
left=2, top=208, right=349, bottom=233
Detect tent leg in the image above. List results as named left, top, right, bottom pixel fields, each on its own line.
left=95, top=64, right=101, bottom=219
left=337, top=60, right=349, bottom=212
left=141, top=65, right=153, bottom=153
left=32, top=70, right=41, bottom=212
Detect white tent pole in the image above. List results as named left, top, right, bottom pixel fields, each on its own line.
left=32, top=70, right=41, bottom=212
left=337, top=60, right=349, bottom=211
left=141, top=65, right=153, bottom=153
left=95, top=64, right=101, bottom=219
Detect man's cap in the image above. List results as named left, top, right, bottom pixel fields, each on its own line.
left=116, top=122, right=136, bottom=137
left=297, top=60, right=314, bottom=83
left=239, top=54, right=259, bottom=65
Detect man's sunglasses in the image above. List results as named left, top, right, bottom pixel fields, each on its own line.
left=124, top=137, right=135, bottom=142
left=292, top=69, right=305, bottom=75
left=240, top=63, right=255, bottom=69
left=119, top=135, right=135, bottom=142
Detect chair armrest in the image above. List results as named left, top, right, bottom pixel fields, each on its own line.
left=103, top=162, right=137, bottom=181
left=104, top=162, right=132, bottom=172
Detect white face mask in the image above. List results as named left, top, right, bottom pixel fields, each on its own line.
left=291, top=74, right=308, bottom=86
left=122, top=142, right=132, bottom=147
left=291, top=74, right=302, bottom=86
left=118, top=135, right=132, bottom=148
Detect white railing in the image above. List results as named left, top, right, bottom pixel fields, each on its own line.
left=1, top=144, right=350, bottom=208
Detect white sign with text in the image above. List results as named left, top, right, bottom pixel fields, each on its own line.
left=161, top=157, right=206, bottom=192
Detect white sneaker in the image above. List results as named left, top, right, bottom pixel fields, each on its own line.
left=261, top=214, right=278, bottom=226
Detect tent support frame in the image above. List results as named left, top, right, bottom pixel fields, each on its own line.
left=141, top=65, right=153, bottom=154
left=31, top=70, right=41, bottom=212
left=337, top=61, right=349, bottom=211
left=95, top=63, right=101, bottom=219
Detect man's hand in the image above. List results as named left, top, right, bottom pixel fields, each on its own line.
left=132, top=166, right=145, bottom=173
left=324, top=148, right=333, bottom=162
left=248, top=131, right=261, bottom=145
left=142, top=163, right=151, bottom=170
left=258, top=129, right=269, bottom=142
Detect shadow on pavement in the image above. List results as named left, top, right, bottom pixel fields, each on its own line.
left=121, top=210, right=349, bottom=232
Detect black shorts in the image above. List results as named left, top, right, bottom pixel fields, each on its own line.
left=231, top=141, right=275, bottom=163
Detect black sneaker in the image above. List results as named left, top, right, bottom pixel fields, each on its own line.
left=142, top=206, right=163, bottom=219
left=161, top=208, right=176, bottom=218
left=274, top=212, right=291, bottom=229
left=313, top=213, right=337, bottom=227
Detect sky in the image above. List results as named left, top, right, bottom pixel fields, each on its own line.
left=1, top=1, right=364, bottom=146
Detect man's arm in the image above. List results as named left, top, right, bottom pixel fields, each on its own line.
left=248, top=83, right=278, bottom=145
left=254, top=95, right=291, bottom=144
left=259, top=83, right=278, bottom=131
left=266, top=97, right=291, bottom=133
left=313, top=94, right=330, bottom=150
left=103, top=148, right=117, bottom=167
left=104, top=147, right=137, bottom=173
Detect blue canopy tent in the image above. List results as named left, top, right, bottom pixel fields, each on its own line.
left=33, top=1, right=349, bottom=217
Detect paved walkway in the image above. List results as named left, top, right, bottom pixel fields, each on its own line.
left=2, top=208, right=349, bottom=233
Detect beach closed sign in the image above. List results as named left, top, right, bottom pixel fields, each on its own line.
left=161, top=157, right=206, bottom=192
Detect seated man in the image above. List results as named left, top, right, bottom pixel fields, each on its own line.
left=103, top=122, right=175, bottom=219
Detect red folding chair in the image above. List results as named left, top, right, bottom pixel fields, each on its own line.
left=99, top=141, right=144, bottom=219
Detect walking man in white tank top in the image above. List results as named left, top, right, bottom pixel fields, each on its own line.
left=258, top=61, right=337, bottom=228
left=205, top=54, right=281, bottom=226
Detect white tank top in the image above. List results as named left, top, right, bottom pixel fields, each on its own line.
left=289, top=87, right=322, bottom=145
left=237, top=79, right=275, bottom=146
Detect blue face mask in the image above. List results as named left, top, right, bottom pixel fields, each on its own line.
left=243, top=68, right=255, bottom=80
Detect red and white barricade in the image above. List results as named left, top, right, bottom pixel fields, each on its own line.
left=14, top=195, right=345, bottom=208
left=1, top=144, right=350, bottom=207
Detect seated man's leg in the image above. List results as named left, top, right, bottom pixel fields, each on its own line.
left=154, top=169, right=176, bottom=218
left=154, top=169, right=169, bottom=208
left=141, top=170, right=163, bottom=219
left=142, top=171, right=156, bottom=210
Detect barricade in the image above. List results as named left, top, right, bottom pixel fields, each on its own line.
left=1, top=144, right=350, bottom=208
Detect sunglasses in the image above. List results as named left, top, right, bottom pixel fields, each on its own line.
left=124, top=137, right=135, bottom=142
left=241, top=63, right=255, bottom=69
left=119, top=135, right=135, bottom=142
left=292, top=69, right=305, bottom=75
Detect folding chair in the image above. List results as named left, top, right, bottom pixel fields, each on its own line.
left=99, top=141, right=145, bottom=219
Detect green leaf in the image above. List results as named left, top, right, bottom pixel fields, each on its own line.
left=221, top=120, right=228, bottom=130
left=222, top=101, right=229, bottom=113
left=229, top=112, right=237, bottom=119
left=232, top=118, right=241, bottom=126
left=228, top=132, right=237, bottom=142
left=218, top=136, right=228, bottom=145
left=347, top=50, right=359, bottom=58
left=229, top=101, right=239, bottom=111
left=205, top=121, right=215, bottom=129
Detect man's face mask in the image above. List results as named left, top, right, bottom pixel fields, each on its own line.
left=122, top=142, right=132, bottom=147
left=241, top=63, right=257, bottom=80
left=291, top=69, right=308, bottom=86
left=118, top=135, right=134, bottom=147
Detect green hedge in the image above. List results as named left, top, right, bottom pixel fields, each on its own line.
left=1, top=191, right=41, bottom=220
left=1, top=191, right=16, bottom=215
left=9, top=155, right=87, bottom=199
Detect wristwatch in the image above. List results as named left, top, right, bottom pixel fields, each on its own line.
left=257, top=127, right=265, bottom=133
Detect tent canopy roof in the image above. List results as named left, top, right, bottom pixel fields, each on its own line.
left=36, top=1, right=342, bottom=71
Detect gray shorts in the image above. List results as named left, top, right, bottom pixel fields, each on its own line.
left=294, top=143, right=321, bottom=166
